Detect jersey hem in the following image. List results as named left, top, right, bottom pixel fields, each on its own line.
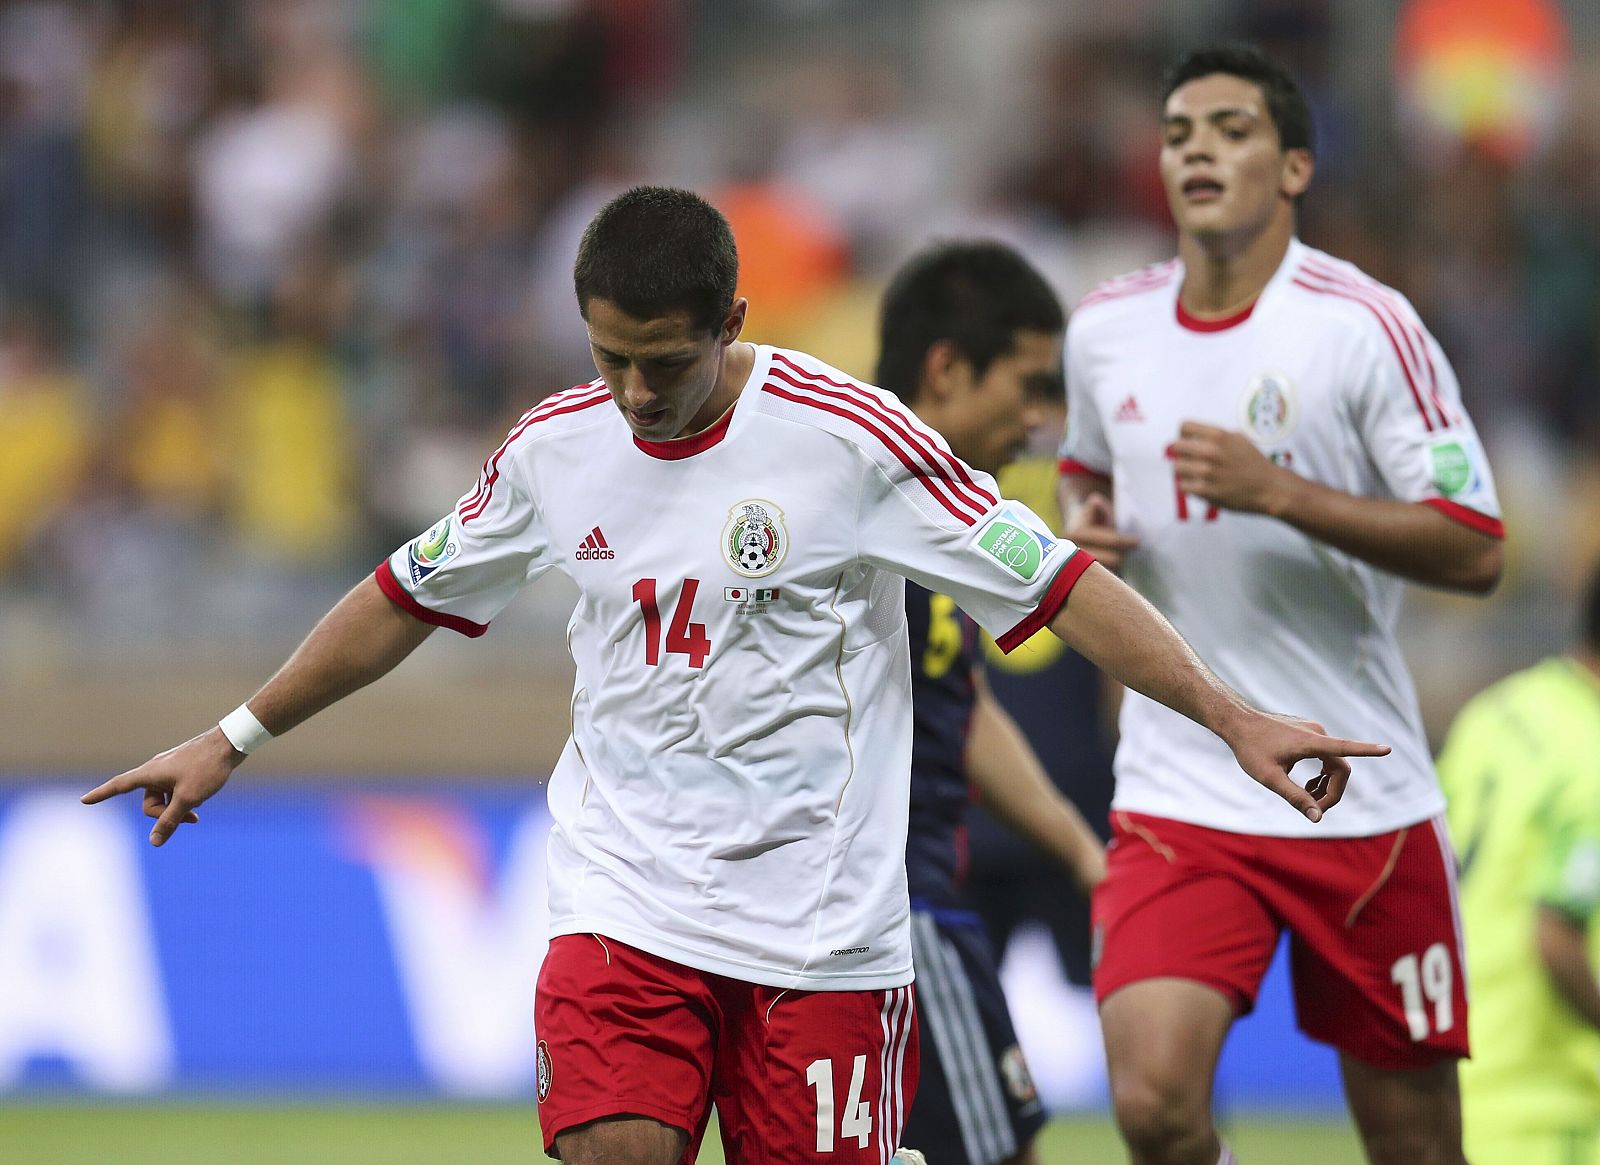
left=1106, top=796, right=1449, bottom=839
left=995, top=550, right=1095, bottom=653
left=1423, top=497, right=1505, bottom=539
left=547, top=918, right=915, bottom=991
left=1057, top=456, right=1109, bottom=478
left=373, top=559, right=489, bottom=638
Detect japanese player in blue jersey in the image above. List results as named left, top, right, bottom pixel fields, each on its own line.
left=877, top=241, right=1109, bottom=1165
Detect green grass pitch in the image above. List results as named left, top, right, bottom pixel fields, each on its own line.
left=0, top=1103, right=1365, bottom=1163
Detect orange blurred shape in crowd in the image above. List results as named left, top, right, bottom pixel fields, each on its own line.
left=1395, top=0, right=1570, bottom=165
left=712, top=183, right=850, bottom=344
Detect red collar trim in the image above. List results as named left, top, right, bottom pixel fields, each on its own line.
left=633, top=403, right=736, bottom=460
left=1176, top=296, right=1257, bottom=333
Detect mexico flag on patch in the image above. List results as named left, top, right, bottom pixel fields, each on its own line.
left=724, top=587, right=780, bottom=602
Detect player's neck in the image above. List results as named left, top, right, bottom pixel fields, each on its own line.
left=1573, top=648, right=1600, bottom=685
left=686, top=341, right=756, bottom=435
left=1177, top=219, right=1293, bottom=318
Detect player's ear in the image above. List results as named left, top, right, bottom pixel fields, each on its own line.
left=920, top=339, right=968, bottom=403
left=719, top=298, right=749, bottom=345
left=1281, top=148, right=1314, bottom=200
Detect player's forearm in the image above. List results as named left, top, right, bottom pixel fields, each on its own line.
left=1536, top=907, right=1600, bottom=1031
left=1046, top=562, right=1250, bottom=744
left=965, top=686, right=1106, bottom=889
left=243, top=575, right=436, bottom=738
left=1269, top=474, right=1502, bottom=594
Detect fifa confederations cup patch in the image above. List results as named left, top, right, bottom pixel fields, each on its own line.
left=408, top=516, right=459, bottom=585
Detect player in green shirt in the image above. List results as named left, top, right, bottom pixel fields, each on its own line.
left=1439, top=566, right=1600, bottom=1165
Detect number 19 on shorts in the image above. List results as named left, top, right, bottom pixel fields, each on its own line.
left=1391, top=942, right=1454, bottom=1041
left=806, top=1055, right=872, bottom=1151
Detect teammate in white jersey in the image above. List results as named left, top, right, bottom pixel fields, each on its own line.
left=85, top=187, right=1387, bottom=1165
left=1057, top=46, right=1504, bottom=1165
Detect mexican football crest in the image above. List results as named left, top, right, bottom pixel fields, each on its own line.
left=1238, top=371, right=1297, bottom=444
left=722, top=500, right=787, bottom=578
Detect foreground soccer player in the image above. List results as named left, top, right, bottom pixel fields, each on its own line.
left=86, top=187, right=1386, bottom=1165
left=1058, top=46, right=1503, bottom=1165
left=1438, top=565, right=1600, bottom=1165
left=877, top=241, right=1107, bottom=1165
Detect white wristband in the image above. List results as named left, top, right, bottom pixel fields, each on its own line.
left=218, top=704, right=273, bottom=755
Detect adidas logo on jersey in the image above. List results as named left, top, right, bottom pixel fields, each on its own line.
left=1113, top=395, right=1144, bottom=423
left=574, top=526, right=615, bottom=560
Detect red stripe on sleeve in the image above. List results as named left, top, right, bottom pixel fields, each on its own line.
left=1058, top=457, right=1110, bottom=478
left=462, top=387, right=609, bottom=522
left=1423, top=498, right=1505, bottom=540
left=771, top=353, right=999, bottom=509
left=375, top=558, right=490, bottom=638
left=994, top=550, right=1096, bottom=654
left=763, top=382, right=983, bottom=525
left=1293, top=267, right=1444, bottom=431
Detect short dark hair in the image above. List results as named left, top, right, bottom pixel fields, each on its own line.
left=1584, top=560, right=1600, bottom=653
left=875, top=241, right=1063, bottom=404
left=1161, top=43, right=1315, bottom=156
left=573, top=186, right=739, bottom=333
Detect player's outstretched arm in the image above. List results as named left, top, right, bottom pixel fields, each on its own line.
left=82, top=576, right=435, bottom=846
left=1046, top=562, right=1391, bottom=822
left=964, top=673, right=1106, bottom=893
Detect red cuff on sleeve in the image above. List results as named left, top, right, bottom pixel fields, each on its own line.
left=374, top=558, right=490, bottom=638
left=1057, top=457, right=1110, bottom=478
left=1423, top=498, right=1505, bottom=540
left=994, top=550, right=1096, bottom=654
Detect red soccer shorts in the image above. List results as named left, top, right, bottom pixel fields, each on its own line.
left=534, top=933, right=920, bottom=1163
left=1092, top=811, right=1470, bottom=1069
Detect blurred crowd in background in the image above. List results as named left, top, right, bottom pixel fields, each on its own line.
left=3, top=0, right=1599, bottom=739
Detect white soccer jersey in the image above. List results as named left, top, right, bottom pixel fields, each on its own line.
left=1059, top=238, right=1502, bottom=838
left=379, top=346, right=1089, bottom=990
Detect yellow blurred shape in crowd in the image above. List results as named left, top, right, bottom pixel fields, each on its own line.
left=223, top=342, right=354, bottom=562
left=0, top=370, right=90, bottom=572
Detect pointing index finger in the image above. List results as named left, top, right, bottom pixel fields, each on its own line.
left=81, top=770, right=142, bottom=805
left=1313, top=737, right=1391, bottom=759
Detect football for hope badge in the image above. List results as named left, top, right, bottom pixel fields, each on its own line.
left=722, top=501, right=787, bottom=577
left=1426, top=435, right=1489, bottom=503
left=973, top=505, right=1056, bottom=581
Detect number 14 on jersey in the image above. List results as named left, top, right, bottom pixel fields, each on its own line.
left=631, top=578, right=711, bottom=668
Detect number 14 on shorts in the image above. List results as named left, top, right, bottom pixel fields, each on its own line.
left=807, top=1055, right=872, bottom=1151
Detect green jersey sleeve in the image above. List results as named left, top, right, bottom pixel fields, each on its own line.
left=1535, top=782, right=1600, bottom=923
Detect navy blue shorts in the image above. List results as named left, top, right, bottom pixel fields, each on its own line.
left=901, top=905, right=1048, bottom=1165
